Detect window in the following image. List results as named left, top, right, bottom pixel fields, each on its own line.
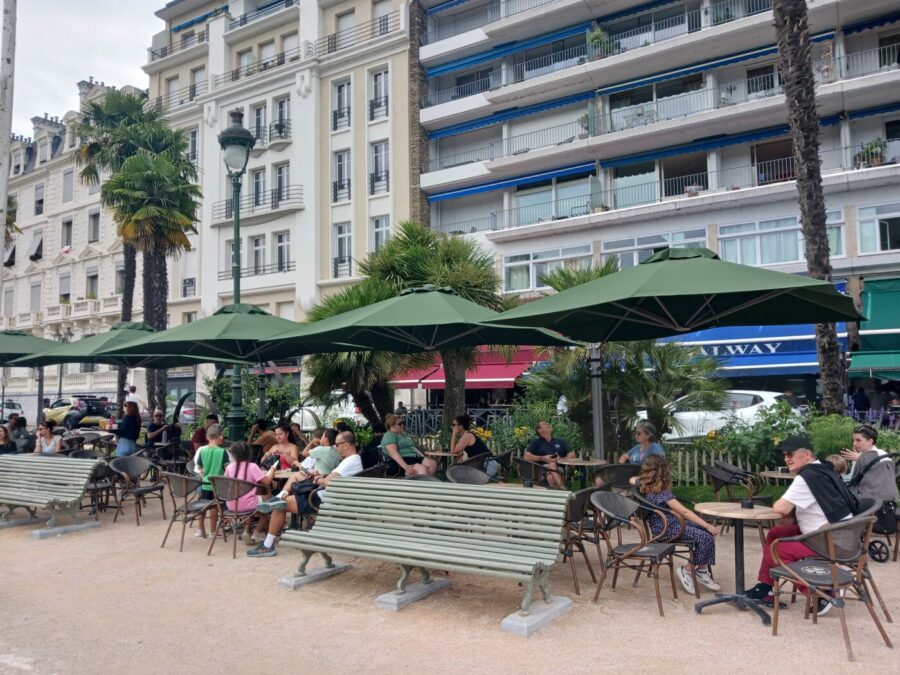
left=887, top=119, right=900, bottom=142
left=89, top=179, right=100, bottom=195
left=115, top=262, right=125, bottom=294
left=513, top=174, right=592, bottom=226
left=253, top=104, right=267, bottom=141
left=224, top=239, right=243, bottom=271
left=181, top=30, right=196, bottom=48
left=190, top=67, right=206, bottom=99
left=183, top=311, right=197, bottom=324
left=374, top=0, right=392, bottom=35
left=259, top=41, right=276, bottom=68
left=502, top=245, right=593, bottom=292
left=38, top=141, right=49, bottom=163
left=166, top=76, right=180, bottom=105
left=371, top=215, right=390, bottom=251
left=719, top=217, right=809, bottom=265
left=34, top=184, right=44, bottom=215
left=3, top=287, right=13, bottom=317
left=746, top=64, right=783, bottom=96
left=282, top=32, right=299, bottom=56
left=275, top=231, right=290, bottom=270
left=67, top=125, right=76, bottom=148
left=825, top=210, right=844, bottom=257
left=859, top=202, right=900, bottom=253
left=251, top=235, right=266, bottom=273
left=58, top=273, right=71, bottom=304
left=333, top=81, right=351, bottom=130
left=334, top=11, right=355, bottom=51
left=30, top=282, right=41, bottom=312
left=276, top=97, right=290, bottom=124
left=370, top=141, right=389, bottom=194
left=237, top=49, right=253, bottom=76
left=62, top=170, right=74, bottom=203
left=333, top=222, right=352, bottom=277
left=878, top=33, right=900, bottom=68
left=455, top=68, right=493, bottom=95
left=27, top=228, right=43, bottom=261
left=11, top=152, right=20, bottom=175
left=275, top=163, right=290, bottom=201
left=370, top=69, right=389, bottom=119
left=88, top=211, right=100, bottom=243
left=252, top=169, right=266, bottom=206
left=187, top=128, right=198, bottom=163
left=603, top=228, right=707, bottom=270
left=86, top=266, right=99, bottom=299
left=61, top=218, right=73, bottom=248
left=333, top=150, right=351, bottom=201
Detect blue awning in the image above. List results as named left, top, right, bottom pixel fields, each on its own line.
left=428, top=91, right=595, bottom=140
left=427, top=0, right=472, bottom=15
left=425, top=22, right=592, bottom=77
left=600, top=0, right=683, bottom=25
left=848, top=101, right=900, bottom=121
left=843, top=10, right=900, bottom=35
left=428, top=161, right=595, bottom=202
left=172, top=4, right=227, bottom=32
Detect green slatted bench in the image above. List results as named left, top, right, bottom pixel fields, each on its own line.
left=0, top=455, right=101, bottom=528
left=279, top=477, right=572, bottom=614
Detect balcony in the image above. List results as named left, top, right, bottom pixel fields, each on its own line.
left=311, top=9, right=402, bottom=57
left=332, top=179, right=351, bottom=203
left=211, top=185, right=304, bottom=222
left=332, top=107, right=351, bottom=131
left=228, top=0, right=297, bottom=30
left=434, top=141, right=900, bottom=235
left=369, top=97, right=389, bottom=121
left=16, top=312, right=40, bottom=329
left=147, top=81, right=209, bottom=112
left=424, top=0, right=556, bottom=44
left=268, top=119, right=291, bottom=146
left=423, top=71, right=500, bottom=108
left=149, top=27, right=208, bottom=62
left=70, top=300, right=99, bottom=319
left=218, top=260, right=296, bottom=281
left=100, top=295, right=121, bottom=316
left=213, top=46, right=304, bottom=89
left=332, top=256, right=353, bottom=279
left=45, top=304, right=72, bottom=323
left=182, top=278, right=196, bottom=298
left=369, top=171, right=390, bottom=195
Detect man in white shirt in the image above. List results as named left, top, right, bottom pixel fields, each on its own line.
left=746, top=435, right=857, bottom=612
left=125, top=386, right=146, bottom=413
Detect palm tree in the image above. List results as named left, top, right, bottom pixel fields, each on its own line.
left=773, top=0, right=842, bottom=413
left=4, top=195, right=18, bottom=246
left=303, top=281, right=431, bottom=424
left=102, top=150, right=200, bottom=411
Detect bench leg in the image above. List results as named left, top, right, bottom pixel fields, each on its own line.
left=45, top=501, right=78, bottom=529
left=1, top=505, right=37, bottom=521
left=519, top=563, right=551, bottom=616
left=296, top=550, right=333, bottom=577
left=397, top=565, right=412, bottom=594
left=418, top=567, right=432, bottom=585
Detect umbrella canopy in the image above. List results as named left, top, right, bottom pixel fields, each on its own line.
left=256, top=286, right=576, bottom=360
left=98, top=304, right=326, bottom=362
left=492, top=248, right=862, bottom=342
left=0, top=330, right=58, bottom=366
left=6, top=322, right=243, bottom=369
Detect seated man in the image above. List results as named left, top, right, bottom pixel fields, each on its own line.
left=746, top=435, right=858, bottom=614
left=248, top=430, right=363, bottom=558
left=191, top=413, right=218, bottom=452
left=524, top=420, right=573, bottom=489
left=145, top=410, right=181, bottom=445
left=841, top=424, right=899, bottom=503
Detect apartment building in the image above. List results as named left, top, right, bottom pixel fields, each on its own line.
left=1, top=80, right=147, bottom=415
left=417, top=0, right=900, bottom=395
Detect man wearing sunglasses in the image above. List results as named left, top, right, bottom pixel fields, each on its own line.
left=145, top=410, right=181, bottom=445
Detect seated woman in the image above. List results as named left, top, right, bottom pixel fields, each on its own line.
left=35, top=420, right=62, bottom=455
left=841, top=424, right=899, bottom=503
left=258, top=423, right=300, bottom=469
left=618, top=421, right=665, bottom=464
left=449, top=414, right=491, bottom=463
left=380, top=413, right=437, bottom=477
left=631, top=456, right=720, bottom=595
left=0, top=425, right=17, bottom=454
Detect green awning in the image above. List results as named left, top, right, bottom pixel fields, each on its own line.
left=848, top=350, right=900, bottom=379
left=860, top=278, right=900, bottom=352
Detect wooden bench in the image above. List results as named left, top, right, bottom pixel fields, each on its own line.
left=280, top=478, right=572, bottom=614
left=0, top=455, right=101, bottom=528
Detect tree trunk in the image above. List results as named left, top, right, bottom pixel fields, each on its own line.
left=369, top=379, right=394, bottom=421
left=0, top=0, right=16, bottom=315
left=350, top=387, right=381, bottom=426
left=438, top=349, right=471, bottom=440
left=142, top=250, right=169, bottom=413
left=115, top=243, right=137, bottom=416
left=774, top=0, right=843, bottom=414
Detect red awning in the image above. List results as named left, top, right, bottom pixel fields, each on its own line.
left=391, top=362, right=532, bottom=390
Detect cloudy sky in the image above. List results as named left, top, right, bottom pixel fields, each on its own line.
left=10, top=0, right=165, bottom=137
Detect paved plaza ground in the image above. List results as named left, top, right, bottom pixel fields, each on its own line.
left=1, top=499, right=898, bottom=674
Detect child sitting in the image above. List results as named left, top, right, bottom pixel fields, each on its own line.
left=195, top=424, right=227, bottom=537
left=224, top=442, right=276, bottom=544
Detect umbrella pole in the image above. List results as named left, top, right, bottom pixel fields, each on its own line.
left=258, top=362, right=266, bottom=420
left=589, top=344, right=604, bottom=460
left=36, top=366, right=44, bottom=425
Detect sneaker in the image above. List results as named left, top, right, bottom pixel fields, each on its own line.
left=246, top=543, right=277, bottom=558
left=677, top=566, right=696, bottom=595
left=695, top=568, right=721, bottom=592
left=256, top=496, right=287, bottom=513
left=193, top=530, right=206, bottom=538
left=816, top=598, right=833, bottom=616
left=745, top=583, right=773, bottom=600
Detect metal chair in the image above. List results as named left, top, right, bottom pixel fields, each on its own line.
left=713, top=459, right=770, bottom=504
left=70, top=452, right=119, bottom=518
left=109, top=456, right=166, bottom=526
left=155, top=440, right=191, bottom=475
left=161, top=472, right=214, bottom=552
left=590, top=490, right=678, bottom=616
left=208, top=475, right=259, bottom=559
left=514, top=456, right=565, bottom=488
left=446, top=464, right=491, bottom=485
left=592, top=464, right=640, bottom=494
left=356, top=463, right=388, bottom=478
left=489, top=450, right=513, bottom=481
left=703, top=463, right=771, bottom=546
left=457, top=453, right=490, bottom=472
left=561, top=487, right=600, bottom=595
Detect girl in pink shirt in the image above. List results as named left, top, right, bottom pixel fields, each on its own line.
left=225, top=442, right=274, bottom=514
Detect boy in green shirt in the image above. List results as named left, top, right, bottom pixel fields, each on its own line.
left=195, top=424, right=227, bottom=537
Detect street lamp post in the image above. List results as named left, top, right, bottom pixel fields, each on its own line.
left=218, top=111, right=256, bottom=442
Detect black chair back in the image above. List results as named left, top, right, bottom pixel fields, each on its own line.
left=110, top=455, right=154, bottom=482
left=594, top=464, right=640, bottom=489
left=164, top=471, right=202, bottom=500
left=446, top=464, right=490, bottom=485
left=567, top=487, right=598, bottom=522
left=210, top=475, right=257, bottom=506
left=591, top=490, right=640, bottom=526
left=356, top=463, right=388, bottom=478
left=70, top=449, right=106, bottom=460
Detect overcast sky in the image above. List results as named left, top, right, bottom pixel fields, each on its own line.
left=10, top=0, right=164, bottom=137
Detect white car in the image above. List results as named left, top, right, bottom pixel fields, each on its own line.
left=1, top=400, right=22, bottom=423
left=642, top=390, right=799, bottom=440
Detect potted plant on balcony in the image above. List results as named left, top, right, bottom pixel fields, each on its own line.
left=272, top=120, right=286, bottom=138
left=588, top=28, right=616, bottom=60
left=854, top=137, right=887, bottom=167
left=86, top=292, right=97, bottom=300
left=59, top=296, right=70, bottom=305
left=577, top=112, right=591, bottom=138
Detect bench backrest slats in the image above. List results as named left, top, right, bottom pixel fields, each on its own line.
left=0, top=455, right=100, bottom=502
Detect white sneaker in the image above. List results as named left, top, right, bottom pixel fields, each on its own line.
left=695, top=568, right=721, bottom=591
left=677, top=566, right=696, bottom=595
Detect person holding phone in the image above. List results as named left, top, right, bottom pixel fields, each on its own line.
left=524, top=421, right=573, bottom=489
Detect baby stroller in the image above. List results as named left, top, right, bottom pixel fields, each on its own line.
left=851, top=453, right=899, bottom=563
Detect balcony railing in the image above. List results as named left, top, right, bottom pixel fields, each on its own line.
left=312, top=9, right=402, bottom=57
left=369, top=96, right=389, bottom=120
left=228, top=0, right=297, bottom=30
left=269, top=119, right=291, bottom=142
left=332, top=179, right=351, bottom=202
left=100, top=296, right=121, bottom=314
left=147, top=81, right=208, bottom=112
left=182, top=278, right=196, bottom=298
left=212, top=185, right=304, bottom=221
left=369, top=171, right=390, bottom=195
left=252, top=125, right=268, bottom=146
left=149, top=27, right=208, bottom=61
left=422, top=71, right=499, bottom=107
left=332, top=107, right=351, bottom=131
left=512, top=42, right=589, bottom=83
left=213, top=46, right=304, bottom=88
left=218, top=260, right=296, bottom=281
left=332, top=256, right=353, bottom=278
left=434, top=141, right=900, bottom=235
left=424, top=0, right=556, bottom=44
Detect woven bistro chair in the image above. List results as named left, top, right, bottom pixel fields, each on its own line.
left=446, top=464, right=491, bottom=485
left=70, top=451, right=119, bottom=517
left=208, top=475, right=261, bottom=559
left=514, top=457, right=565, bottom=488
left=593, top=464, right=641, bottom=494
left=109, top=456, right=166, bottom=526
left=161, top=472, right=215, bottom=552
left=355, top=463, right=388, bottom=478
left=456, top=453, right=490, bottom=472
left=560, top=487, right=600, bottom=595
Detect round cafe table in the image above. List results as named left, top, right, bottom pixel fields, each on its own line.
left=693, top=501, right=779, bottom=626
left=758, top=470, right=796, bottom=482
left=554, top=457, right=608, bottom=490
left=425, top=451, right=455, bottom=477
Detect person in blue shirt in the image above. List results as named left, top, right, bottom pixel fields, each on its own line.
left=525, top=420, right=573, bottom=489
left=618, top=420, right=665, bottom=464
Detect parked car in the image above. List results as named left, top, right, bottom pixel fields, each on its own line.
left=640, top=390, right=800, bottom=440
left=1, top=400, right=22, bottom=423
left=43, top=396, right=110, bottom=430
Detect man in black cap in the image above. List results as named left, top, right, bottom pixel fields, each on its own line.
left=745, top=434, right=858, bottom=614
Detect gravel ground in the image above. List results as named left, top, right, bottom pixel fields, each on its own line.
left=0, top=499, right=898, bottom=674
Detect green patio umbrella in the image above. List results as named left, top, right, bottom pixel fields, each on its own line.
left=256, top=286, right=576, bottom=361
left=7, top=322, right=246, bottom=369
left=0, top=330, right=57, bottom=365
left=492, top=247, right=862, bottom=341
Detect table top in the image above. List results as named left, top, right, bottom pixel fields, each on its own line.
left=759, top=470, right=796, bottom=480
left=489, top=482, right=548, bottom=490
left=555, top=457, right=608, bottom=467
left=694, top=501, right=779, bottom=521
left=425, top=451, right=456, bottom=457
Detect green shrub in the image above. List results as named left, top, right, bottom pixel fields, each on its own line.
left=876, top=428, right=900, bottom=452
left=807, top=414, right=856, bottom=457
left=716, top=400, right=805, bottom=466
left=490, top=396, right=583, bottom=456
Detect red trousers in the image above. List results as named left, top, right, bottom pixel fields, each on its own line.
left=757, top=524, right=817, bottom=586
